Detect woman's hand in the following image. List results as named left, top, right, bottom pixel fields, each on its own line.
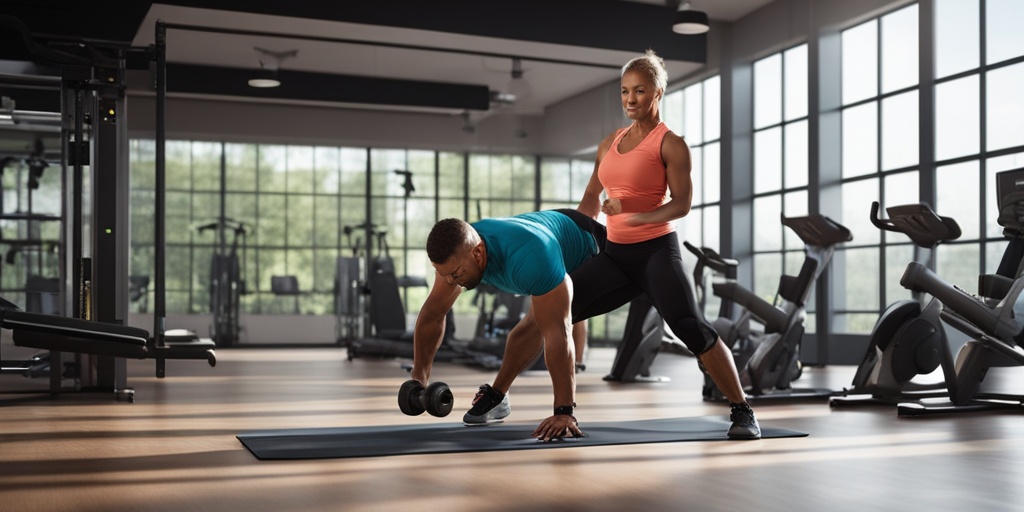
left=601, top=198, right=622, bottom=215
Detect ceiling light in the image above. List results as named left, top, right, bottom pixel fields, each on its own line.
left=248, top=47, right=297, bottom=88
left=673, top=1, right=710, bottom=35
left=248, top=67, right=280, bottom=88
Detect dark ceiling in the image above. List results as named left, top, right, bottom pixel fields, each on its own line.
left=1, top=0, right=709, bottom=114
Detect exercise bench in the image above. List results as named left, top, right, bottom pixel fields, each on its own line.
left=0, top=307, right=215, bottom=401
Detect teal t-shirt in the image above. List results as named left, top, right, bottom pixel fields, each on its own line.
left=472, top=210, right=598, bottom=296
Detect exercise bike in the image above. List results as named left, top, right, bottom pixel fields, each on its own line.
left=703, top=213, right=852, bottom=402
left=894, top=167, right=1024, bottom=416
left=830, top=201, right=962, bottom=408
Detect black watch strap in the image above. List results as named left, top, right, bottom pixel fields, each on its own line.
left=553, top=404, right=575, bottom=416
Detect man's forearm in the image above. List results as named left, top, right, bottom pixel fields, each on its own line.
left=411, top=316, right=445, bottom=383
left=543, top=330, right=576, bottom=408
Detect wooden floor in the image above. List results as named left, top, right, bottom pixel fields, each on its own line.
left=2, top=341, right=1024, bottom=512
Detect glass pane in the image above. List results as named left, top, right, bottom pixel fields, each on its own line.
left=842, top=178, right=881, bottom=246
left=986, top=62, right=1024, bottom=152
left=845, top=246, right=880, bottom=311
left=340, top=147, right=368, bottom=196
left=408, top=150, right=436, bottom=198
left=704, top=76, right=721, bottom=141
left=842, top=102, right=878, bottom=178
left=690, top=146, right=703, bottom=206
left=987, top=240, right=1009, bottom=277
left=370, top=148, right=407, bottom=197
left=258, top=195, right=287, bottom=248
left=540, top=158, right=570, bottom=202
left=313, top=196, right=340, bottom=248
left=676, top=207, right=701, bottom=246
left=405, top=197, right=435, bottom=248
left=258, top=145, right=287, bottom=193
left=225, top=143, right=257, bottom=192
left=784, top=44, right=808, bottom=121
left=883, top=171, right=920, bottom=211
left=684, top=83, right=704, bottom=144
left=937, top=160, right=980, bottom=240
left=703, top=142, right=721, bottom=204
left=881, top=4, right=919, bottom=93
left=438, top=152, right=465, bottom=199
left=165, top=140, right=191, bottom=191
left=703, top=205, right=720, bottom=254
left=935, top=75, right=980, bottom=161
left=885, top=244, right=914, bottom=303
left=166, top=191, right=192, bottom=244
left=784, top=120, right=808, bottom=188
left=570, top=159, right=592, bottom=201
left=754, top=194, right=782, bottom=252
left=754, top=53, right=782, bottom=129
left=754, top=127, right=782, bottom=194
left=285, top=147, right=313, bottom=194
left=663, top=89, right=683, bottom=135
left=131, top=139, right=156, bottom=189
left=936, top=243, right=980, bottom=288
left=842, top=20, right=879, bottom=105
left=286, top=195, right=315, bottom=246
left=226, top=193, right=258, bottom=228
left=881, top=91, right=919, bottom=170
left=191, top=191, right=219, bottom=224
left=986, top=0, right=1024, bottom=65
left=753, top=253, right=782, bottom=304
left=511, top=155, right=535, bottom=201
left=314, top=147, right=340, bottom=194
left=438, top=199, right=464, bottom=222
left=784, top=190, right=809, bottom=251
left=192, top=142, right=221, bottom=192
left=934, top=0, right=979, bottom=79
left=784, top=249, right=805, bottom=281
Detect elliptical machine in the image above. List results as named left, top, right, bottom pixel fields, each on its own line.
left=703, top=213, right=852, bottom=401
left=830, top=202, right=962, bottom=408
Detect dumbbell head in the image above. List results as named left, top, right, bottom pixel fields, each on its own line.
left=424, top=381, right=454, bottom=417
left=398, top=379, right=426, bottom=416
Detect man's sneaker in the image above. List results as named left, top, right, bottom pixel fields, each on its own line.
left=728, top=402, right=761, bottom=440
left=463, top=384, right=511, bottom=426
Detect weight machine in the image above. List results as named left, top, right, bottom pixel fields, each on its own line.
left=196, top=218, right=249, bottom=346
left=0, top=18, right=216, bottom=400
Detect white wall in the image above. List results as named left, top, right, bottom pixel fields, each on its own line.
left=126, top=95, right=544, bottom=154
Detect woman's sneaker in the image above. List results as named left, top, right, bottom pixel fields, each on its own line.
left=463, top=384, right=511, bottom=425
left=727, top=401, right=761, bottom=439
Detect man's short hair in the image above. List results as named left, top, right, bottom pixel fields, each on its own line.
left=426, top=218, right=470, bottom=263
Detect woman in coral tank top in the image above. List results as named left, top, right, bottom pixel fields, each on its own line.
left=571, top=50, right=760, bottom=439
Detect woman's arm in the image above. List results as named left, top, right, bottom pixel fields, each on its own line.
left=577, top=132, right=616, bottom=219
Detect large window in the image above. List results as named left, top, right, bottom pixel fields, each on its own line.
left=128, top=143, right=565, bottom=325
left=751, top=45, right=811, bottom=327
left=933, top=0, right=1024, bottom=295
left=664, top=74, right=721, bottom=319
left=834, top=5, right=920, bottom=334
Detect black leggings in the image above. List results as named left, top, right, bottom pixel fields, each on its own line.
left=570, top=232, right=718, bottom=356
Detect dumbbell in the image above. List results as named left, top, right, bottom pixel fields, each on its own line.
left=398, top=379, right=454, bottom=417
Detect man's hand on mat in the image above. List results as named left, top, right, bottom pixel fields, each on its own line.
left=532, top=415, right=584, bottom=442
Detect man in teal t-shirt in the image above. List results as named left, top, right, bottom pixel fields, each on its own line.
left=410, top=209, right=605, bottom=442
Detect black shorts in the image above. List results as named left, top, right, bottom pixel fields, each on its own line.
left=553, top=208, right=607, bottom=252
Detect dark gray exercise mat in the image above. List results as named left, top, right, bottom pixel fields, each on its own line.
left=236, top=416, right=808, bottom=460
